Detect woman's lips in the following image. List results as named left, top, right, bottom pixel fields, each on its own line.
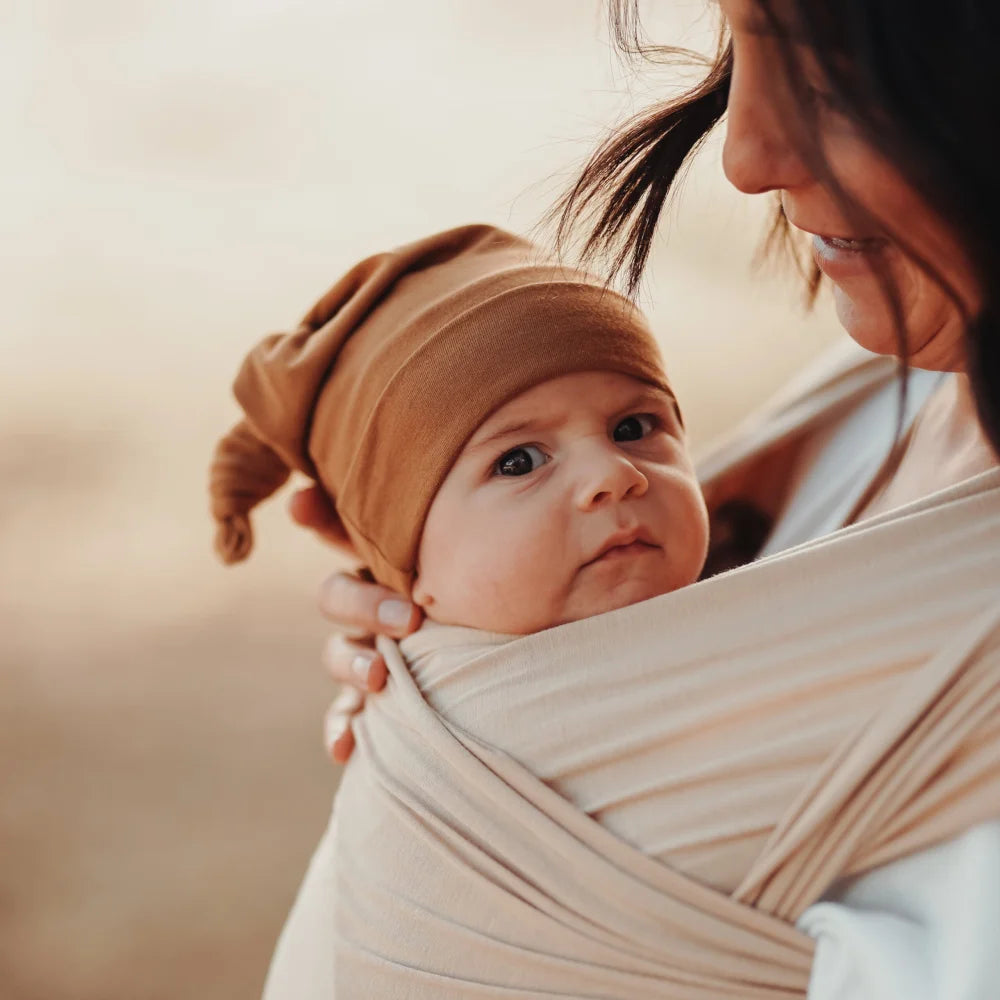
left=811, top=233, right=889, bottom=280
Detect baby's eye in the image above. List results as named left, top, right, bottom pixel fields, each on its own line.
left=613, top=414, right=656, bottom=442
left=493, top=445, right=548, bottom=477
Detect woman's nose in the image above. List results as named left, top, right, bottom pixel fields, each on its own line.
left=721, top=53, right=810, bottom=195
left=575, top=450, right=649, bottom=511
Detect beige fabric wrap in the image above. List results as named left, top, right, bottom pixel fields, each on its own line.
left=208, top=224, right=670, bottom=593
left=263, top=349, right=1000, bottom=999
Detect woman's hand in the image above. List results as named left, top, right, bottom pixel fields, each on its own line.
left=289, top=484, right=423, bottom=763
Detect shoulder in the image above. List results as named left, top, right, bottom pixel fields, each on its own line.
left=696, top=341, right=895, bottom=574
left=695, top=339, right=893, bottom=497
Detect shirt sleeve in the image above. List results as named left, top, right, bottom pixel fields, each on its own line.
left=798, top=820, right=1000, bottom=999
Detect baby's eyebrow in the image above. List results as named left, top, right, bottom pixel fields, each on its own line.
left=465, top=386, right=680, bottom=456
left=629, top=386, right=675, bottom=407
left=466, top=418, right=545, bottom=453
left=627, top=387, right=682, bottom=422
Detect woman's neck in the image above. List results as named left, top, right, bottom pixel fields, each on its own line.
left=857, top=373, right=999, bottom=521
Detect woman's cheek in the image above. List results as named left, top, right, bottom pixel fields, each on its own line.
left=821, top=137, right=971, bottom=361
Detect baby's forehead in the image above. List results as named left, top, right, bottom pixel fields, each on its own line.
left=464, top=370, right=676, bottom=448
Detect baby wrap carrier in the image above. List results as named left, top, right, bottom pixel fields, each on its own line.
left=264, top=348, right=1000, bottom=998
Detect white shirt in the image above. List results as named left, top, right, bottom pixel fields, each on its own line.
left=801, top=821, right=1000, bottom=999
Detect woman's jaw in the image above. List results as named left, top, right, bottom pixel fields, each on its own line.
left=784, top=204, right=973, bottom=373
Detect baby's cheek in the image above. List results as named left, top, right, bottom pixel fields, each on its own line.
left=442, top=544, right=522, bottom=624
left=476, top=545, right=548, bottom=610
left=468, top=533, right=568, bottom=632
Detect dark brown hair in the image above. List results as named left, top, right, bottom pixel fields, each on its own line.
left=554, top=0, right=1000, bottom=455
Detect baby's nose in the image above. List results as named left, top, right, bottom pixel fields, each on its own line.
left=575, top=452, right=648, bottom=510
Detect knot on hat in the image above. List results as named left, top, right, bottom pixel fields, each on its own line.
left=209, top=419, right=292, bottom=564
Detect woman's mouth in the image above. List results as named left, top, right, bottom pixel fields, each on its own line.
left=811, top=234, right=889, bottom=280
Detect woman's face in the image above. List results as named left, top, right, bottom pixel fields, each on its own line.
left=718, top=0, right=978, bottom=372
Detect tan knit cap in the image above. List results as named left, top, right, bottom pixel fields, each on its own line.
left=209, top=224, right=673, bottom=594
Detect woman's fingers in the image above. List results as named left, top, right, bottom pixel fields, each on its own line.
left=322, top=634, right=388, bottom=692
left=306, top=523, right=420, bottom=767
left=323, top=687, right=364, bottom=763
left=288, top=485, right=355, bottom=551
left=321, top=636, right=387, bottom=764
left=318, top=572, right=423, bottom=639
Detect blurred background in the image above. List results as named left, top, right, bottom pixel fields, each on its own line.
left=1, top=1, right=842, bottom=997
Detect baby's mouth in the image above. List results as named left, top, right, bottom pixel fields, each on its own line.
left=581, top=528, right=660, bottom=568
left=586, top=540, right=658, bottom=566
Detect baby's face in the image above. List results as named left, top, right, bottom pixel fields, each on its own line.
left=412, top=371, right=709, bottom=634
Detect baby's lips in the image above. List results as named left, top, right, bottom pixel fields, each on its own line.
left=582, top=523, right=659, bottom=566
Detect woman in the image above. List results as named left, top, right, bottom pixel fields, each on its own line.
left=284, top=0, right=999, bottom=995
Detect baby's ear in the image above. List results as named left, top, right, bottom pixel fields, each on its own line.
left=410, top=573, right=434, bottom=611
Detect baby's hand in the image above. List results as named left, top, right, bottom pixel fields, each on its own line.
left=289, top=485, right=423, bottom=763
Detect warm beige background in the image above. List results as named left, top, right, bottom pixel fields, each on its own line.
left=1, top=2, right=841, bottom=998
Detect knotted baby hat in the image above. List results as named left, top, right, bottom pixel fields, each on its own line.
left=209, top=224, right=673, bottom=594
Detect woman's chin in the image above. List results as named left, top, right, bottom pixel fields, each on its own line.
left=832, top=283, right=967, bottom=371
left=831, top=284, right=902, bottom=358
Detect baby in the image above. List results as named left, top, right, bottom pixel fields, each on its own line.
left=209, top=223, right=709, bottom=634
left=211, top=223, right=713, bottom=996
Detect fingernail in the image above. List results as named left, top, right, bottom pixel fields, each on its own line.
left=351, top=653, right=373, bottom=685
left=332, top=687, right=364, bottom=713
left=377, top=599, right=413, bottom=629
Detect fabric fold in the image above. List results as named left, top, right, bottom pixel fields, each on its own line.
left=311, top=466, right=1000, bottom=998
left=262, top=346, right=1000, bottom=1000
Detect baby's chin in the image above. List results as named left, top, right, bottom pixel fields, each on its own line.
left=423, top=579, right=677, bottom=636
left=422, top=560, right=697, bottom=635
left=557, top=576, right=680, bottom=626
left=553, top=547, right=702, bottom=624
